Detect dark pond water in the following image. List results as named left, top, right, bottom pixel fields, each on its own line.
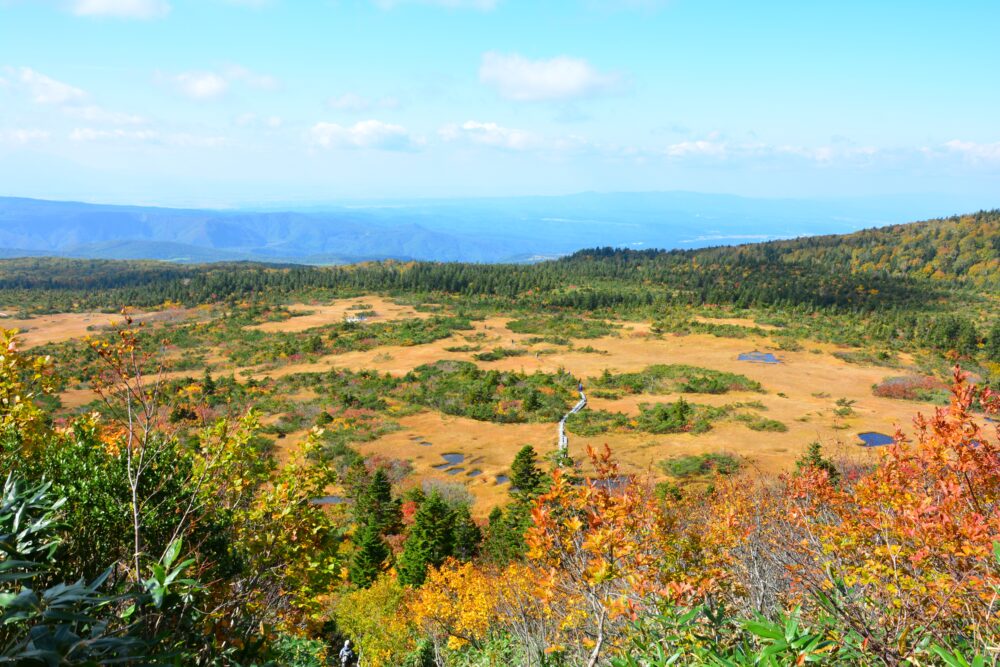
left=495, top=475, right=510, bottom=484
left=310, top=495, right=348, bottom=505
left=419, top=441, right=433, bottom=447
left=441, top=453, right=465, bottom=465
left=858, top=432, right=894, bottom=447
left=738, top=352, right=780, bottom=364
left=446, top=467, right=466, bottom=476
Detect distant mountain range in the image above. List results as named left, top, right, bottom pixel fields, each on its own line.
left=0, top=192, right=992, bottom=264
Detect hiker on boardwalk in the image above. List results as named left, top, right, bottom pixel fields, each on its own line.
left=340, top=640, right=355, bottom=666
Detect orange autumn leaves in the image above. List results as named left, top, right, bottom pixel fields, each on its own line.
left=780, top=369, right=1000, bottom=653
left=410, top=370, right=1000, bottom=663
left=410, top=446, right=720, bottom=661
left=708, top=368, right=1000, bottom=660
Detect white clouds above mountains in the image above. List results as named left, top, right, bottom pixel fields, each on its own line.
left=3, top=66, right=147, bottom=126
left=439, top=120, right=536, bottom=150
left=311, top=120, right=420, bottom=151
left=941, top=140, right=1000, bottom=164
left=479, top=52, right=623, bottom=102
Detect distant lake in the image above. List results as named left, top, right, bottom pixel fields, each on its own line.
left=858, top=432, right=894, bottom=447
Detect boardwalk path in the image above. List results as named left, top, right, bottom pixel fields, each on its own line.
left=558, top=387, right=588, bottom=452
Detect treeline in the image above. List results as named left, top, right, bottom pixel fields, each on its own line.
left=5, top=214, right=997, bottom=314
left=735, top=209, right=1000, bottom=289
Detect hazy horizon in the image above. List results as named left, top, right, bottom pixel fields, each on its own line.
left=1, top=189, right=993, bottom=265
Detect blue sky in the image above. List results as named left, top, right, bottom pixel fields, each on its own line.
left=0, top=0, right=998, bottom=206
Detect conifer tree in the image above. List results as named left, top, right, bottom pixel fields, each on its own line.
left=398, top=491, right=454, bottom=586
left=353, top=468, right=402, bottom=536
left=510, top=445, right=543, bottom=497
left=201, top=369, right=216, bottom=397
left=987, top=320, right=1000, bottom=364
left=795, top=441, right=840, bottom=484
left=482, top=506, right=509, bottom=565
left=482, top=503, right=530, bottom=565
left=450, top=504, right=482, bottom=562
left=349, top=522, right=390, bottom=587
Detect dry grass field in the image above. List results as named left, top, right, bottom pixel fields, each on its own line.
left=247, top=296, right=430, bottom=333
left=20, top=298, right=950, bottom=512
left=1, top=307, right=202, bottom=348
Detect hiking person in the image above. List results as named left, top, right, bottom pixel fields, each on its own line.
left=339, top=639, right=355, bottom=666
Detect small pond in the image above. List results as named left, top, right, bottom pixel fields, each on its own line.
left=738, top=351, right=780, bottom=364
left=466, top=469, right=482, bottom=477
left=857, top=432, right=894, bottom=447
left=495, top=475, right=510, bottom=484
left=432, top=453, right=466, bottom=471
left=310, top=495, right=348, bottom=505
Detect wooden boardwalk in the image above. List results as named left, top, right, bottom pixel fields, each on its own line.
left=558, top=388, right=588, bottom=452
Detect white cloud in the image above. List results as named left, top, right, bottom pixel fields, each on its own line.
left=167, top=133, right=227, bottom=148
left=70, top=127, right=159, bottom=142
left=70, top=0, right=171, bottom=19
left=65, top=104, right=145, bottom=125
left=13, top=67, right=86, bottom=105
left=439, top=120, right=536, bottom=150
left=651, top=137, right=886, bottom=166
left=224, top=64, right=280, bottom=91
left=0, top=128, right=51, bottom=145
left=373, top=0, right=498, bottom=9
left=69, top=127, right=227, bottom=147
left=479, top=52, right=623, bottom=102
left=234, top=112, right=282, bottom=128
left=311, top=120, right=419, bottom=151
left=664, top=140, right=729, bottom=159
left=942, top=139, right=1000, bottom=163
left=169, top=71, right=229, bottom=100
left=328, top=93, right=370, bottom=112
left=163, top=65, right=279, bottom=100
left=70, top=128, right=155, bottom=142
